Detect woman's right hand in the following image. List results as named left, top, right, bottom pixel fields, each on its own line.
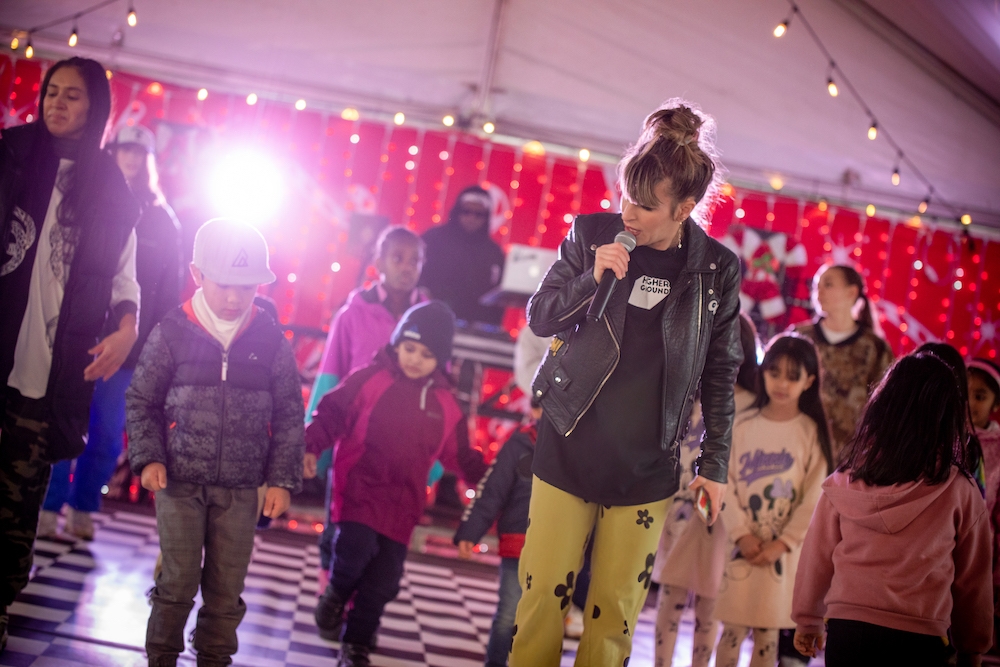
left=592, top=242, right=631, bottom=284
left=457, top=541, right=475, bottom=559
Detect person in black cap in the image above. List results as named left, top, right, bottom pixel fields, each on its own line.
left=304, top=300, right=486, bottom=667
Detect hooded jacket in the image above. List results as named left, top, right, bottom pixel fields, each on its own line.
left=306, top=347, right=488, bottom=545
left=0, top=123, right=139, bottom=460
left=419, top=216, right=505, bottom=325
left=792, top=468, right=992, bottom=654
left=126, top=302, right=305, bottom=492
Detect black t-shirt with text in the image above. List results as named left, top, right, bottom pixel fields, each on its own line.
left=534, top=243, right=688, bottom=505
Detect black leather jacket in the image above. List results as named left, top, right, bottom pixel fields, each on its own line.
left=527, top=213, right=742, bottom=484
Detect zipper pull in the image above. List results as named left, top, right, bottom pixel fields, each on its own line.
left=221, top=352, right=229, bottom=382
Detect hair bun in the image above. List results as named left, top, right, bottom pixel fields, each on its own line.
left=646, top=106, right=703, bottom=148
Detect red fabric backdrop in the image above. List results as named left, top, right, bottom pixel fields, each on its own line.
left=3, top=57, right=997, bottom=364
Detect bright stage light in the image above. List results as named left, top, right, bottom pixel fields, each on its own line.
left=208, top=149, right=285, bottom=223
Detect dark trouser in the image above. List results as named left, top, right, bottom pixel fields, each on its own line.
left=0, top=388, right=52, bottom=609
left=825, top=618, right=950, bottom=667
left=486, top=557, right=522, bottom=667
left=329, top=521, right=407, bottom=646
left=147, top=482, right=258, bottom=667
left=44, top=368, right=133, bottom=513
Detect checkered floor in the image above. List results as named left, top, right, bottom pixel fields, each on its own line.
left=2, top=508, right=667, bottom=666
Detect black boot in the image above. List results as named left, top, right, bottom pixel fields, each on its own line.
left=314, top=588, right=346, bottom=641
left=337, top=642, right=371, bottom=667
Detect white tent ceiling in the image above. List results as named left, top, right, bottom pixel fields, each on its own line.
left=4, top=0, right=1000, bottom=228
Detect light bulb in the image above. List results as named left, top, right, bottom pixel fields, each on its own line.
left=868, top=123, right=877, bottom=140
left=442, top=114, right=455, bottom=127
left=827, top=78, right=838, bottom=97
left=773, top=22, right=787, bottom=38
left=866, top=204, right=876, bottom=217
left=578, top=148, right=590, bottom=162
left=68, top=28, right=78, bottom=47
left=25, top=41, right=33, bottom=59
left=961, top=214, right=972, bottom=226
left=483, top=121, right=495, bottom=134
left=10, top=36, right=18, bottom=51
left=246, top=93, right=258, bottom=106
left=341, top=107, right=360, bottom=121
left=891, top=169, right=900, bottom=186
left=197, top=88, right=208, bottom=101
left=295, top=99, right=307, bottom=111
left=393, top=112, right=405, bottom=125
left=127, top=5, right=138, bottom=27
left=918, top=198, right=929, bottom=214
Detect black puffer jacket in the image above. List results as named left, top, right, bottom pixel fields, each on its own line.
left=528, top=213, right=742, bottom=484
left=126, top=304, right=305, bottom=491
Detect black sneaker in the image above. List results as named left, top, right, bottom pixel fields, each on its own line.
left=314, top=588, right=346, bottom=641
left=337, top=642, right=370, bottom=667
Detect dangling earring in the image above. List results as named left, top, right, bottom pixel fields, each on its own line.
left=674, top=222, right=683, bottom=249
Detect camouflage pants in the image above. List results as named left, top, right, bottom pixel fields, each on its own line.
left=0, top=388, right=52, bottom=608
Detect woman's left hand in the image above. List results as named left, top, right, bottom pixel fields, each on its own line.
left=688, top=476, right=726, bottom=525
left=748, top=539, right=789, bottom=567
left=84, top=313, right=138, bottom=381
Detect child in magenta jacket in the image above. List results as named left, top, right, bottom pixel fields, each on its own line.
left=792, top=353, right=993, bottom=667
left=303, top=301, right=485, bottom=666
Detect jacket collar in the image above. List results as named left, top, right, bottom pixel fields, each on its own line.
left=180, top=299, right=260, bottom=348
left=599, top=214, right=720, bottom=274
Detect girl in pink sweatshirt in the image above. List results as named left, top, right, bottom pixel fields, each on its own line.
left=792, top=353, right=993, bottom=667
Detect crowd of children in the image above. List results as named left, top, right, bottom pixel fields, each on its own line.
left=3, top=209, right=993, bottom=667
left=5, top=211, right=999, bottom=667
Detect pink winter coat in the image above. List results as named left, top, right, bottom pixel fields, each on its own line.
left=792, top=468, right=993, bottom=654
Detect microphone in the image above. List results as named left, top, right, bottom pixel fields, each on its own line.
left=586, top=230, right=637, bottom=322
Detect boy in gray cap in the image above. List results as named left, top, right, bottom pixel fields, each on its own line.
left=127, top=218, right=305, bottom=667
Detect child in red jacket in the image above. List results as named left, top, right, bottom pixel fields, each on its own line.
left=792, top=353, right=993, bottom=666
left=303, top=301, right=483, bottom=667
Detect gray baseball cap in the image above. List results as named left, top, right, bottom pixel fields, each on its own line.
left=192, top=218, right=277, bottom=286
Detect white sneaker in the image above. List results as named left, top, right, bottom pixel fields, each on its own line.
left=66, top=508, right=94, bottom=540
left=37, top=510, right=59, bottom=539
left=564, top=604, right=584, bottom=639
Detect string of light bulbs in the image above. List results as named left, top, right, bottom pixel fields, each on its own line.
left=8, top=0, right=138, bottom=60
left=773, top=1, right=972, bottom=228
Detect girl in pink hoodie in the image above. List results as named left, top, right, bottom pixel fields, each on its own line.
left=792, top=353, right=993, bottom=666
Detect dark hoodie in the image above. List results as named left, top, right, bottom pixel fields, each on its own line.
left=419, top=214, right=505, bottom=325
left=792, top=468, right=992, bottom=654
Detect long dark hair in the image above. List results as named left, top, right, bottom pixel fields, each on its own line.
left=839, top=354, right=972, bottom=486
left=736, top=312, right=760, bottom=394
left=753, top=333, right=834, bottom=473
left=37, top=57, right=113, bottom=227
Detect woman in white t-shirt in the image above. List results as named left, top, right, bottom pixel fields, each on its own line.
left=0, top=57, right=139, bottom=649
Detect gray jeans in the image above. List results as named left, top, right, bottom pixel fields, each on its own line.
left=146, top=482, right=258, bottom=667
